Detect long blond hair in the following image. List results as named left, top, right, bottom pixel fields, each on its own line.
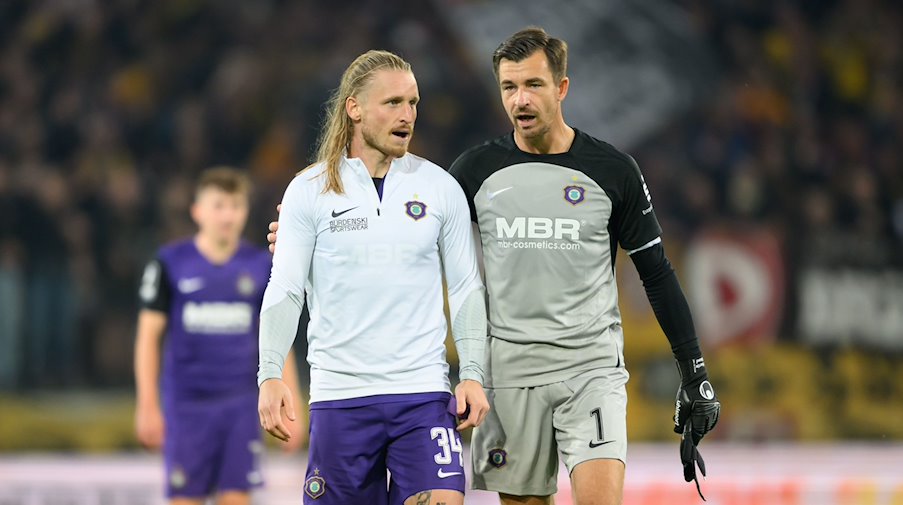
left=311, top=50, right=412, bottom=194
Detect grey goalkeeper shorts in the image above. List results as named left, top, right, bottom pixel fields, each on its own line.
left=470, top=367, right=629, bottom=496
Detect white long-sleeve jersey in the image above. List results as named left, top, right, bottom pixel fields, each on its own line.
left=258, top=154, right=484, bottom=403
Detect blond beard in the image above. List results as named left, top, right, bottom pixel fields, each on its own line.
left=362, top=124, right=409, bottom=159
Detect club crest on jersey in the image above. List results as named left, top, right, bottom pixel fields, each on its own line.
left=488, top=448, right=507, bottom=468
left=564, top=185, right=585, bottom=205
left=305, top=469, right=326, bottom=499
left=237, top=273, right=255, bottom=296
left=405, top=200, right=427, bottom=221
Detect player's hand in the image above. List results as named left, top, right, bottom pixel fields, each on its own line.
left=673, top=357, right=720, bottom=500
left=674, top=358, right=720, bottom=443
left=259, top=378, right=296, bottom=443
left=453, top=379, right=490, bottom=431
left=267, top=204, right=280, bottom=254
left=135, top=403, right=165, bottom=450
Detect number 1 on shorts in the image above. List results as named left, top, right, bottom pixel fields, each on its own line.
left=590, top=407, right=606, bottom=446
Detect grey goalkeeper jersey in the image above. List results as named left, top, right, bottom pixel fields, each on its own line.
left=449, top=130, right=662, bottom=387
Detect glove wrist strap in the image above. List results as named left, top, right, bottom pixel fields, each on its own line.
left=676, top=357, right=708, bottom=386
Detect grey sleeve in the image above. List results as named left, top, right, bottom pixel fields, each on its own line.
left=258, top=293, right=305, bottom=385
left=258, top=175, right=316, bottom=386
left=452, top=288, right=487, bottom=384
left=438, top=176, right=489, bottom=385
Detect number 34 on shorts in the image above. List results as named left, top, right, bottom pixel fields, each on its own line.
left=431, top=426, right=464, bottom=476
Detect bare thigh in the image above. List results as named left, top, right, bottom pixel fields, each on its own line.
left=170, top=499, right=204, bottom=505
left=215, top=491, right=251, bottom=505
left=570, top=458, right=625, bottom=505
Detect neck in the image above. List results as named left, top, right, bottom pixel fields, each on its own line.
left=194, top=233, right=239, bottom=265
left=349, top=137, right=394, bottom=178
left=515, top=119, right=575, bottom=155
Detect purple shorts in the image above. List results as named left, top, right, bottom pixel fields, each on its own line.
left=304, top=392, right=465, bottom=504
left=163, top=391, right=262, bottom=498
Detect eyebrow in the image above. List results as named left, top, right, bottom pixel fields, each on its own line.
left=500, top=77, right=545, bottom=86
left=383, top=95, right=419, bottom=103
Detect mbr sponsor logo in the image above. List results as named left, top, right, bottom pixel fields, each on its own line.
left=495, top=217, right=580, bottom=240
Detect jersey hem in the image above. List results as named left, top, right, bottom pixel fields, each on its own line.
left=309, top=382, right=451, bottom=404
left=487, top=364, right=624, bottom=389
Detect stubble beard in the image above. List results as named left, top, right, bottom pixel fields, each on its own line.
left=362, top=124, right=408, bottom=159
left=514, top=117, right=551, bottom=142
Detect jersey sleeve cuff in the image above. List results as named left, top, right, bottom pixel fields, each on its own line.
left=459, top=368, right=484, bottom=385
left=257, top=350, right=285, bottom=387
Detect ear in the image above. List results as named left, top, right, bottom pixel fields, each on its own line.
left=346, top=96, right=361, bottom=122
left=189, top=201, right=201, bottom=226
left=558, top=76, right=569, bottom=102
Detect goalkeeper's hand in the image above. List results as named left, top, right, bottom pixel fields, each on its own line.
left=674, top=357, right=720, bottom=500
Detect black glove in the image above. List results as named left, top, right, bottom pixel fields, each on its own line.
left=680, top=419, right=708, bottom=499
left=674, top=357, right=720, bottom=500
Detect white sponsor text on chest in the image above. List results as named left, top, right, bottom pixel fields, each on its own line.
left=496, top=217, right=580, bottom=239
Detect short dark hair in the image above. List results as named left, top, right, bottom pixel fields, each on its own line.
left=196, top=166, right=251, bottom=197
left=492, top=27, right=568, bottom=83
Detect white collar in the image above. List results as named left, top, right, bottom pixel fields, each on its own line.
left=341, top=154, right=409, bottom=180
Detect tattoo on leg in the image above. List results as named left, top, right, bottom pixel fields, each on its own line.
left=415, top=491, right=431, bottom=505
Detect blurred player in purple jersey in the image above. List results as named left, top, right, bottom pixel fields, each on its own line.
left=134, top=167, right=306, bottom=505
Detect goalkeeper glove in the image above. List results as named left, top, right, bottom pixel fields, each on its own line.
left=674, top=357, right=720, bottom=500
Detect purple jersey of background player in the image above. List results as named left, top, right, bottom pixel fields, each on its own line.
left=141, top=239, right=271, bottom=401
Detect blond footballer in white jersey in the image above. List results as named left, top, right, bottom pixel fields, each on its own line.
left=255, top=51, right=489, bottom=505
left=263, top=153, right=481, bottom=402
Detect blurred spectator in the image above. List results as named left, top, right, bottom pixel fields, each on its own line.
left=16, top=165, right=79, bottom=387
left=0, top=164, right=25, bottom=390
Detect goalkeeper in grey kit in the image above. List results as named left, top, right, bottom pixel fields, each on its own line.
left=447, top=28, right=721, bottom=504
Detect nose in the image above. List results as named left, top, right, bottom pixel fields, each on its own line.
left=223, top=205, right=241, bottom=223
left=400, top=103, right=415, bottom=123
left=515, top=88, right=530, bottom=108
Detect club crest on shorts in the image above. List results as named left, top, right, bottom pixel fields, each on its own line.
left=405, top=200, right=427, bottom=221
left=304, top=469, right=326, bottom=499
left=488, top=448, right=507, bottom=468
left=247, top=470, right=263, bottom=485
left=237, top=273, right=256, bottom=296
left=564, top=185, right=585, bottom=205
left=169, top=467, right=187, bottom=489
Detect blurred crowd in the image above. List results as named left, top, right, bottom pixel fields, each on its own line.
left=642, top=0, right=903, bottom=269
left=1, top=0, right=901, bottom=391
left=0, top=0, right=498, bottom=390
